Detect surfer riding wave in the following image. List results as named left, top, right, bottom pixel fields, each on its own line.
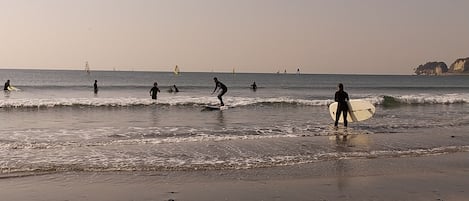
left=212, top=77, right=227, bottom=106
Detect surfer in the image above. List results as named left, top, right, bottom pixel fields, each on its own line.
left=4, top=80, right=10, bottom=91
left=168, top=85, right=179, bottom=93
left=334, top=83, right=350, bottom=128
left=93, top=80, right=98, bottom=94
left=212, top=77, right=227, bottom=106
left=149, top=82, right=160, bottom=100
left=251, top=81, right=257, bottom=91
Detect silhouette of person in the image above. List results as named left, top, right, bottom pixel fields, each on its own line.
left=334, top=83, right=350, bottom=128
left=212, top=77, right=227, bottom=106
left=150, top=82, right=160, bottom=100
left=173, top=85, right=179, bottom=92
left=4, top=80, right=10, bottom=91
left=251, top=81, right=257, bottom=91
left=94, top=80, right=98, bottom=94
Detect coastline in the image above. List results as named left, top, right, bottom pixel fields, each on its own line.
left=0, top=152, right=468, bottom=201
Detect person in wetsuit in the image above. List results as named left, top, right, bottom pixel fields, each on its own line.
left=94, top=80, right=98, bottom=94
left=212, top=77, right=227, bottom=106
left=334, top=83, right=350, bottom=128
left=149, top=82, right=160, bottom=100
left=251, top=81, right=257, bottom=91
left=4, top=80, right=10, bottom=91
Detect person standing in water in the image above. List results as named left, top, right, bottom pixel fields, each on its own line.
left=4, top=80, right=10, bottom=91
left=334, top=83, right=349, bottom=128
left=150, top=82, right=160, bottom=100
left=93, top=80, right=98, bottom=94
left=250, top=81, right=257, bottom=91
left=212, top=77, right=227, bottom=106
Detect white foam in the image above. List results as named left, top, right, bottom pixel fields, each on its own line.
left=1, top=93, right=468, bottom=109
left=378, top=93, right=469, bottom=105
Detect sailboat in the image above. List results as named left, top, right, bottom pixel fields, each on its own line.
left=85, top=61, right=90, bottom=74
left=174, top=65, right=180, bottom=75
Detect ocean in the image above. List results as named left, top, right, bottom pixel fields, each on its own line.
left=1, top=69, right=469, bottom=174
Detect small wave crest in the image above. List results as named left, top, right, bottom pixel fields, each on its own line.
left=380, top=94, right=469, bottom=106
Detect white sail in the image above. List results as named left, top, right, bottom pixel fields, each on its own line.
left=85, top=61, right=90, bottom=74
left=174, top=65, right=180, bottom=75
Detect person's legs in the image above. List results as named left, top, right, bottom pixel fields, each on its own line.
left=217, top=95, right=224, bottom=106
left=217, top=90, right=227, bottom=106
left=342, top=109, right=348, bottom=127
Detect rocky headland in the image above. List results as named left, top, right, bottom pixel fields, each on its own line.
left=414, top=57, right=469, bottom=75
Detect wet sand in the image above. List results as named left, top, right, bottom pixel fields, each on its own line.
left=0, top=152, right=468, bottom=201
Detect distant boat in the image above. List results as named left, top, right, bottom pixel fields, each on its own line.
left=174, top=65, right=180, bottom=75
left=85, top=61, right=90, bottom=74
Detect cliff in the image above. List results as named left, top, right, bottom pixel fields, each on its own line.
left=414, top=62, right=448, bottom=75
left=448, top=57, right=469, bottom=73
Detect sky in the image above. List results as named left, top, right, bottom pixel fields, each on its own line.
left=0, top=0, right=468, bottom=74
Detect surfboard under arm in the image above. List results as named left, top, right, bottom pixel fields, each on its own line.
left=329, top=100, right=375, bottom=123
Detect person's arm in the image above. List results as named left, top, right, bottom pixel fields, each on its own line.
left=334, top=92, right=339, bottom=102
left=212, top=83, right=218, bottom=94
left=346, top=92, right=349, bottom=101
left=157, top=87, right=160, bottom=92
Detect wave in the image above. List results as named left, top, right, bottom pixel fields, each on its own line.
left=0, top=96, right=333, bottom=108
left=1, top=93, right=468, bottom=108
left=1, top=145, right=468, bottom=175
left=381, top=94, right=469, bottom=106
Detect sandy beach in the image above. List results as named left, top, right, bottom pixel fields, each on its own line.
left=1, top=151, right=468, bottom=201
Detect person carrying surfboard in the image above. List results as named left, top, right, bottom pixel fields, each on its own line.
left=212, top=77, right=227, bottom=106
left=149, top=82, right=161, bottom=100
left=334, top=83, right=350, bottom=128
left=4, top=80, right=10, bottom=91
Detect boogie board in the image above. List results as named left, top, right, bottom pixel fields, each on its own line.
left=329, top=100, right=375, bottom=123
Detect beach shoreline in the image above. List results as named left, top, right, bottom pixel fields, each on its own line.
left=1, top=152, right=468, bottom=201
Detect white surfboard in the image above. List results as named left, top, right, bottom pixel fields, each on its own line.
left=202, top=105, right=228, bottom=111
left=329, top=100, right=375, bottom=123
left=7, top=86, right=20, bottom=91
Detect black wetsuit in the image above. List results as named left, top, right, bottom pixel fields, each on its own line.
left=334, top=90, right=349, bottom=127
left=150, top=87, right=160, bottom=99
left=251, top=83, right=257, bottom=90
left=215, top=81, right=228, bottom=106
left=4, top=82, right=10, bottom=91
left=94, top=83, right=98, bottom=93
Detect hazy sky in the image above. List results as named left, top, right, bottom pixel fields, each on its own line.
left=0, top=0, right=468, bottom=74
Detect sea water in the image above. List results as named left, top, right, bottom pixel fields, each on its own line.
left=1, top=69, right=469, bottom=174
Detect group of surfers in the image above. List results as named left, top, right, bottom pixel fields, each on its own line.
left=4, top=78, right=350, bottom=127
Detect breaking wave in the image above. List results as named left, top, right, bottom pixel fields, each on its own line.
left=381, top=94, right=469, bottom=106
left=1, top=93, right=468, bottom=108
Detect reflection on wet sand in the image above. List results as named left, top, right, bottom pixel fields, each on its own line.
left=334, top=133, right=372, bottom=192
